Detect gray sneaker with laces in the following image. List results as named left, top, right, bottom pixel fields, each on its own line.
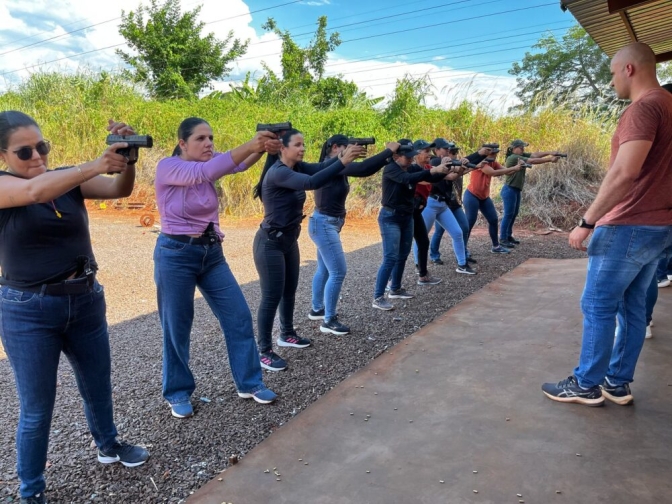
left=372, top=296, right=394, bottom=310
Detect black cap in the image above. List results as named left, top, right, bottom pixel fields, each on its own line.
left=413, top=139, right=436, bottom=151
left=397, top=142, right=418, bottom=158
left=510, top=139, right=528, bottom=148
left=433, top=138, right=452, bottom=149
left=326, top=134, right=348, bottom=147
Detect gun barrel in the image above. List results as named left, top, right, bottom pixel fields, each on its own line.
left=256, top=122, right=292, bottom=132
left=348, top=137, right=376, bottom=145
left=556, top=153, right=568, bottom=158
left=105, top=134, right=153, bottom=148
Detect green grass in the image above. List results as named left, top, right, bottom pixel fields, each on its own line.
left=0, top=70, right=614, bottom=228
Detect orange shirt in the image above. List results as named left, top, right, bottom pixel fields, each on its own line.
left=600, top=88, right=672, bottom=226
left=467, top=161, right=503, bottom=200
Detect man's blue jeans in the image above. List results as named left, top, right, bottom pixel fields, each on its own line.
left=574, top=225, right=672, bottom=388
left=0, top=282, right=118, bottom=498
left=429, top=206, right=469, bottom=261
left=154, top=234, right=264, bottom=405
left=463, top=189, right=500, bottom=247
left=309, top=211, right=346, bottom=321
left=420, top=197, right=466, bottom=265
left=644, top=246, right=672, bottom=324
left=499, top=184, right=521, bottom=241
left=374, top=207, right=413, bottom=299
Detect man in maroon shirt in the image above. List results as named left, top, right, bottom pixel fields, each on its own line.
left=542, top=42, right=672, bottom=407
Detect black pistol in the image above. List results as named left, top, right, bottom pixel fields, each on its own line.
left=348, top=137, right=376, bottom=146
left=256, top=122, right=292, bottom=134
left=105, top=134, right=153, bottom=167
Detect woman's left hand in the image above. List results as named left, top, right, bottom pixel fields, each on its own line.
left=107, top=119, right=136, bottom=136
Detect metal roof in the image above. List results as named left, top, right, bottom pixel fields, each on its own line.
left=560, top=0, right=672, bottom=62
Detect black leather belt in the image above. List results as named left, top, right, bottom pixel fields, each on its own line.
left=162, top=233, right=220, bottom=245
left=18, top=275, right=94, bottom=296
left=382, top=206, right=411, bottom=216
left=429, top=194, right=447, bottom=202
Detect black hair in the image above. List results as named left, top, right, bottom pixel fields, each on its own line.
left=505, top=147, right=515, bottom=158
left=663, top=83, right=672, bottom=93
left=253, top=128, right=303, bottom=200
left=0, top=111, right=39, bottom=151
left=172, top=117, right=210, bottom=157
left=318, top=134, right=348, bottom=162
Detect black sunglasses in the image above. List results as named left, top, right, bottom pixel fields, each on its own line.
left=6, top=140, right=51, bottom=161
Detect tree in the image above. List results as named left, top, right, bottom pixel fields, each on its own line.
left=117, top=0, right=248, bottom=99
left=509, top=25, right=612, bottom=111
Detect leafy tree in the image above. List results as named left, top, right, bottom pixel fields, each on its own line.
left=117, top=0, right=248, bottom=99
left=509, top=25, right=612, bottom=110
left=383, top=75, right=434, bottom=133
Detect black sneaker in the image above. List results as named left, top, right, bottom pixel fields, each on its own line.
left=21, top=494, right=46, bottom=504
left=320, top=316, right=351, bottom=335
left=260, top=351, right=287, bottom=371
left=508, top=236, right=521, bottom=244
left=308, top=308, right=325, bottom=320
left=431, top=258, right=444, bottom=265
left=278, top=331, right=312, bottom=348
left=541, top=375, right=604, bottom=406
left=600, top=379, right=633, bottom=405
left=456, top=264, right=476, bottom=275
left=98, top=441, right=149, bottom=468
left=388, top=288, right=414, bottom=299
left=500, top=239, right=516, bottom=248
left=467, top=256, right=477, bottom=264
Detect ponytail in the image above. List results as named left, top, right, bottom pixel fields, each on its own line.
left=172, top=144, right=182, bottom=157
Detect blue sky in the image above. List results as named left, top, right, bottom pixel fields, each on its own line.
left=0, top=0, right=578, bottom=110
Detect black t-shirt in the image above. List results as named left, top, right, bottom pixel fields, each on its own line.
left=381, top=161, right=441, bottom=215
left=261, top=156, right=345, bottom=231
left=0, top=169, right=96, bottom=289
left=314, top=149, right=391, bottom=218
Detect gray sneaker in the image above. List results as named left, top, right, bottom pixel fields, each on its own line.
left=388, top=288, right=414, bottom=299
left=372, top=296, right=394, bottom=310
left=417, top=275, right=442, bottom=285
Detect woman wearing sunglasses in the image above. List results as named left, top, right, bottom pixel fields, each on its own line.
left=0, top=111, right=149, bottom=504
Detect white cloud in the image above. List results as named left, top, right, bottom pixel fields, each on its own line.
left=0, top=0, right=520, bottom=112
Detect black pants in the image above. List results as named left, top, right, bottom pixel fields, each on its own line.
left=413, top=206, right=430, bottom=276
left=253, top=227, right=301, bottom=353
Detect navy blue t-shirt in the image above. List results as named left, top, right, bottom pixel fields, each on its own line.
left=0, top=169, right=96, bottom=288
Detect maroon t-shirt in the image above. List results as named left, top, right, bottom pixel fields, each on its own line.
left=599, top=87, right=672, bottom=226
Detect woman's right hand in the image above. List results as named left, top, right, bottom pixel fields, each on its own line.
left=251, top=131, right=277, bottom=153
left=339, top=144, right=367, bottom=164
left=430, top=164, right=451, bottom=175
left=92, top=143, right=131, bottom=175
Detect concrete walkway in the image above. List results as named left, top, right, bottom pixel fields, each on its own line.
left=189, top=258, right=672, bottom=504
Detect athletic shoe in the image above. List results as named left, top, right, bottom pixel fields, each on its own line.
left=170, top=401, right=193, bottom=419
left=98, top=441, right=150, bottom=468
left=541, top=375, right=604, bottom=406
left=417, top=275, right=442, bottom=285
left=467, top=256, right=477, bottom=264
left=20, top=494, right=46, bottom=504
left=320, top=316, right=351, bottom=335
left=600, top=379, right=633, bottom=406
left=456, top=264, right=476, bottom=275
left=645, top=323, right=653, bottom=339
left=508, top=236, right=521, bottom=244
left=491, top=245, right=511, bottom=254
left=500, top=239, right=516, bottom=248
left=238, top=385, right=278, bottom=404
left=431, top=258, right=444, bottom=265
left=260, top=351, right=287, bottom=371
left=658, top=278, right=670, bottom=288
left=372, top=296, right=394, bottom=310
left=278, top=332, right=312, bottom=348
left=308, top=308, right=325, bottom=320
left=668, top=274, right=672, bottom=281
left=415, top=264, right=420, bottom=275
left=388, top=288, right=414, bottom=299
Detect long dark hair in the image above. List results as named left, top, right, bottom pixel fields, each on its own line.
left=505, top=146, right=514, bottom=159
left=318, top=134, right=348, bottom=162
left=0, top=111, right=39, bottom=151
left=252, top=128, right=302, bottom=200
left=172, top=117, right=209, bottom=157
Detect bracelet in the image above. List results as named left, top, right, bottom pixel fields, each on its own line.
left=76, top=166, right=88, bottom=184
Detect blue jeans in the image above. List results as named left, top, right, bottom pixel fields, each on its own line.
left=0, top=282, right=118, bottom=498
left=374, top=207, right=413, bottom=299
left=420, top=197, right=466, bottom=265
left=499, top=184, right=521, bottom=241
left=309, top=211, right=346, bottom=321
left=574, top=225, right=672, bottom=388
left=429, top=206, right=469, bottom=261
left=645, top=247, right=672, bottom=324
left=463, top=189, right=500, bottom=247
left=154, top=234, right=263, bottom=404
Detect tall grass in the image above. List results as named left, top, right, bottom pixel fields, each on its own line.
left=0, top=71, right=614, bottom=227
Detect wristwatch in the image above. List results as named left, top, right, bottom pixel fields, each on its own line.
left=578, top=217, right=595, bottom=229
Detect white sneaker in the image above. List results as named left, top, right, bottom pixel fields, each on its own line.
left=668, top=274, right=672, bottom=281
left=657, top=278, right=670, bottom=288
left=645, top=323, right=653, bottom=339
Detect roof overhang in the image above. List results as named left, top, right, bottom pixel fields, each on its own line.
left=560, top=0, right=672, bottom=62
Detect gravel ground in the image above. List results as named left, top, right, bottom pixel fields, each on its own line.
left=0, top=211, right=585, bottom=503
